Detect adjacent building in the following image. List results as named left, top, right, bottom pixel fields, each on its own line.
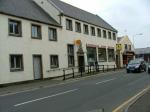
left=0, top=0, right=117, bottom=84
left=135, top=47, right=150, bottom=62
left=117, top=36, right=134, bottom=67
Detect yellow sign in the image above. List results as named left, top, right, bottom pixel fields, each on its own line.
left=116, top=44, right=122, bottom=50
left=75, top=40, right=81, bottom=46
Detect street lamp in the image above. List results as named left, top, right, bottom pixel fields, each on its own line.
left=133, top=33, right=143, bottom=48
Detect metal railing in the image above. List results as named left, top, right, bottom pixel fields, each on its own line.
left=62, top=65, right=116, bottom=80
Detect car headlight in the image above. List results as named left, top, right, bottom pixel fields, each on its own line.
left=135, top=65, right=139, bottom=68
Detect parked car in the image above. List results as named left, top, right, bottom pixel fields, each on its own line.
left=126, top=59, right=147, bottom=73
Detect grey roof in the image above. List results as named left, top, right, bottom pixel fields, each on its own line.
left=117, top=37, right=123, bottom=43
left=50, top=0, right=117, bottom=32
left=135, top=47, right=150, bottom=54
left=0, top=0, right=60, bottom=26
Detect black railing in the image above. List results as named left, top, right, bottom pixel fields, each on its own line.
left=62, top=65, right=116, bottom=80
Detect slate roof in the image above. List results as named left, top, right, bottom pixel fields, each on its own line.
left=135, top=47, right=150, bottom=54
left=117, top=37, right=123, bottom=43
left=49, top=0, right=117, bottom=32
left=0, top=0, right=60, bottom=26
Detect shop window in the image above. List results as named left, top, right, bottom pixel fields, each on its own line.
left=108, top=49, right=115, bottom=62
left=98, top=48, right=107, bottom=62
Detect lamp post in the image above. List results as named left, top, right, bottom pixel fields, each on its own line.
left=133, top=33, right=143, bottom=48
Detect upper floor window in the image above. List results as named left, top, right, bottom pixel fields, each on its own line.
left=83, top=24, right=89, bottom=35
left=91, top=27, right=95, bottom=36
left=75, top=22, right=81, bottom=33
left=50, top=55, right=59, bottom=68
left=108, top=31, right=112, bottom=39
left=125, top=44, right=128, bottom=50
left=66, top=19, right=73, bottom=31
left=9, top=19, right=22, bottom=37
left=10, top=54, right=24, bottom=72
left=103, top=30, right=107, bottom=38
left=128, top=45, right=131, bottom=50
left=113, top=33, right=116, bottom=40
left=49, top=27, right=57, bottom=41
left=97, top=28, right=101, bottom=37
left=31, top=24, right=42, bottom=39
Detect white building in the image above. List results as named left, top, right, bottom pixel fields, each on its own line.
left=0, top=0, right=117, bottom=84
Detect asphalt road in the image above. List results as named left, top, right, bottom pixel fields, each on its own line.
left=0, top=70, right=150, bottom=112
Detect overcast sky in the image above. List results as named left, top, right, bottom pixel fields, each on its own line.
left=61, top=0, right=150, bottom=48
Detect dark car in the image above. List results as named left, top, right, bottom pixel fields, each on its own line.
left=126, top=59, right=147, bottom=73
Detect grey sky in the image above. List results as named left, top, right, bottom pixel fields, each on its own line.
left=61, top=0, right=150, bottom=48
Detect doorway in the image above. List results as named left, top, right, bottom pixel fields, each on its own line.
left=78, top=56, right=85, bottom=72
left=33, top=55, right=43, bottom=80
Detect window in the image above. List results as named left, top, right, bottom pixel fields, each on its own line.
left=67, top=45, right=75, bottom=67
left=50, top=55, right=59, bottom=68
left=10, top=55, right=23, bottom=72
left=87, top=47, right=97, bottom=65
left=91, top=27, right=95, bottom=36
left=49, top=28, right=57, bottom=41
left=9, top=19, right=22, bottom=37
left=108, top=49, right=115, bottom=62
left=125, top=44, right=128, bottom=50
left=97, top=28, right=101, bottom=37
left=75, top=22, right=81, bottom=33
left=98, top=48, right=107, bottom=62
left=83, top=24, right=89, bottom=34
left=129, top=45, right=131, bottom=50
left=66, top=19, right=73, bottom=31
left=31, top=24, right=42, bottom=39
left=113, top=33, right=116, bottom=40
left=108, top=31, right=112, bottom=39
left=103, top=30, right=107, bottom=38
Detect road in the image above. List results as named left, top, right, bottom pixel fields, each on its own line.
left=0, top=70, right=150, bottom=112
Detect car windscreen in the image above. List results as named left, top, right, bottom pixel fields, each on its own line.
left=129, top=60, right=141, bottom=65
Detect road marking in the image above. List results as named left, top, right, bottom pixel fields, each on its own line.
left=96, top=78, right=116, bottom=85
left=14, top=89, right=78, bottom=107
left=112, top=86, right=150, bottom=112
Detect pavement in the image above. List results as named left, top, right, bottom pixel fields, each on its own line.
left=127, top=89, right=150, bottom=112
left=0, top=70, right=150, bottom=112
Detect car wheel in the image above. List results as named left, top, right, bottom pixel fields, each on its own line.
left=139, top=67, right=141, bottom=73
left=127, top=70, right=130, bottom=73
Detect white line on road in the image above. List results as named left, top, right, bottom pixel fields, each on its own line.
left=14, top=89, right=78, bottom=107
left=96, top=78, right=116, bottom=85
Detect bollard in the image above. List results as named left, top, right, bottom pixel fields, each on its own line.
left=107, top=65, right=109, bottom=72
left=103, top=65, right=104, bottom=72
left=72, top=68, right=75, bottom=78
left=63, top=69, right=66, bottom=80
left=80, top=67, right=83, bottom=77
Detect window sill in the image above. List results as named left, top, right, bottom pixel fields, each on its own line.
left=66, top=29, right=73, bottom=31
left=9, top=34, right=22, bottom=37
left=49, top=39, right=57, bottom=42
left=31, top=37, right=42, bottom=40
left=10, top=69, right=24, bottom=72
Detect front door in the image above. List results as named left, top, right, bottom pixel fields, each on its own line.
left=33, top=55, right=43, bottom=80
left=78, top=56, right=85, bottom=72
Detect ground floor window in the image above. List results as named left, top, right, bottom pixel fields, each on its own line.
left=50, top=55, right=59, bottom=68
left=108, top=49, right=115, bottom=62
left=10, top=54, right=23, bottom=72
left=68, top=45, right=75, bottom=67
left=98, top=48, right=107, bottom=62
left=87, top=47, right=97, bottom=65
